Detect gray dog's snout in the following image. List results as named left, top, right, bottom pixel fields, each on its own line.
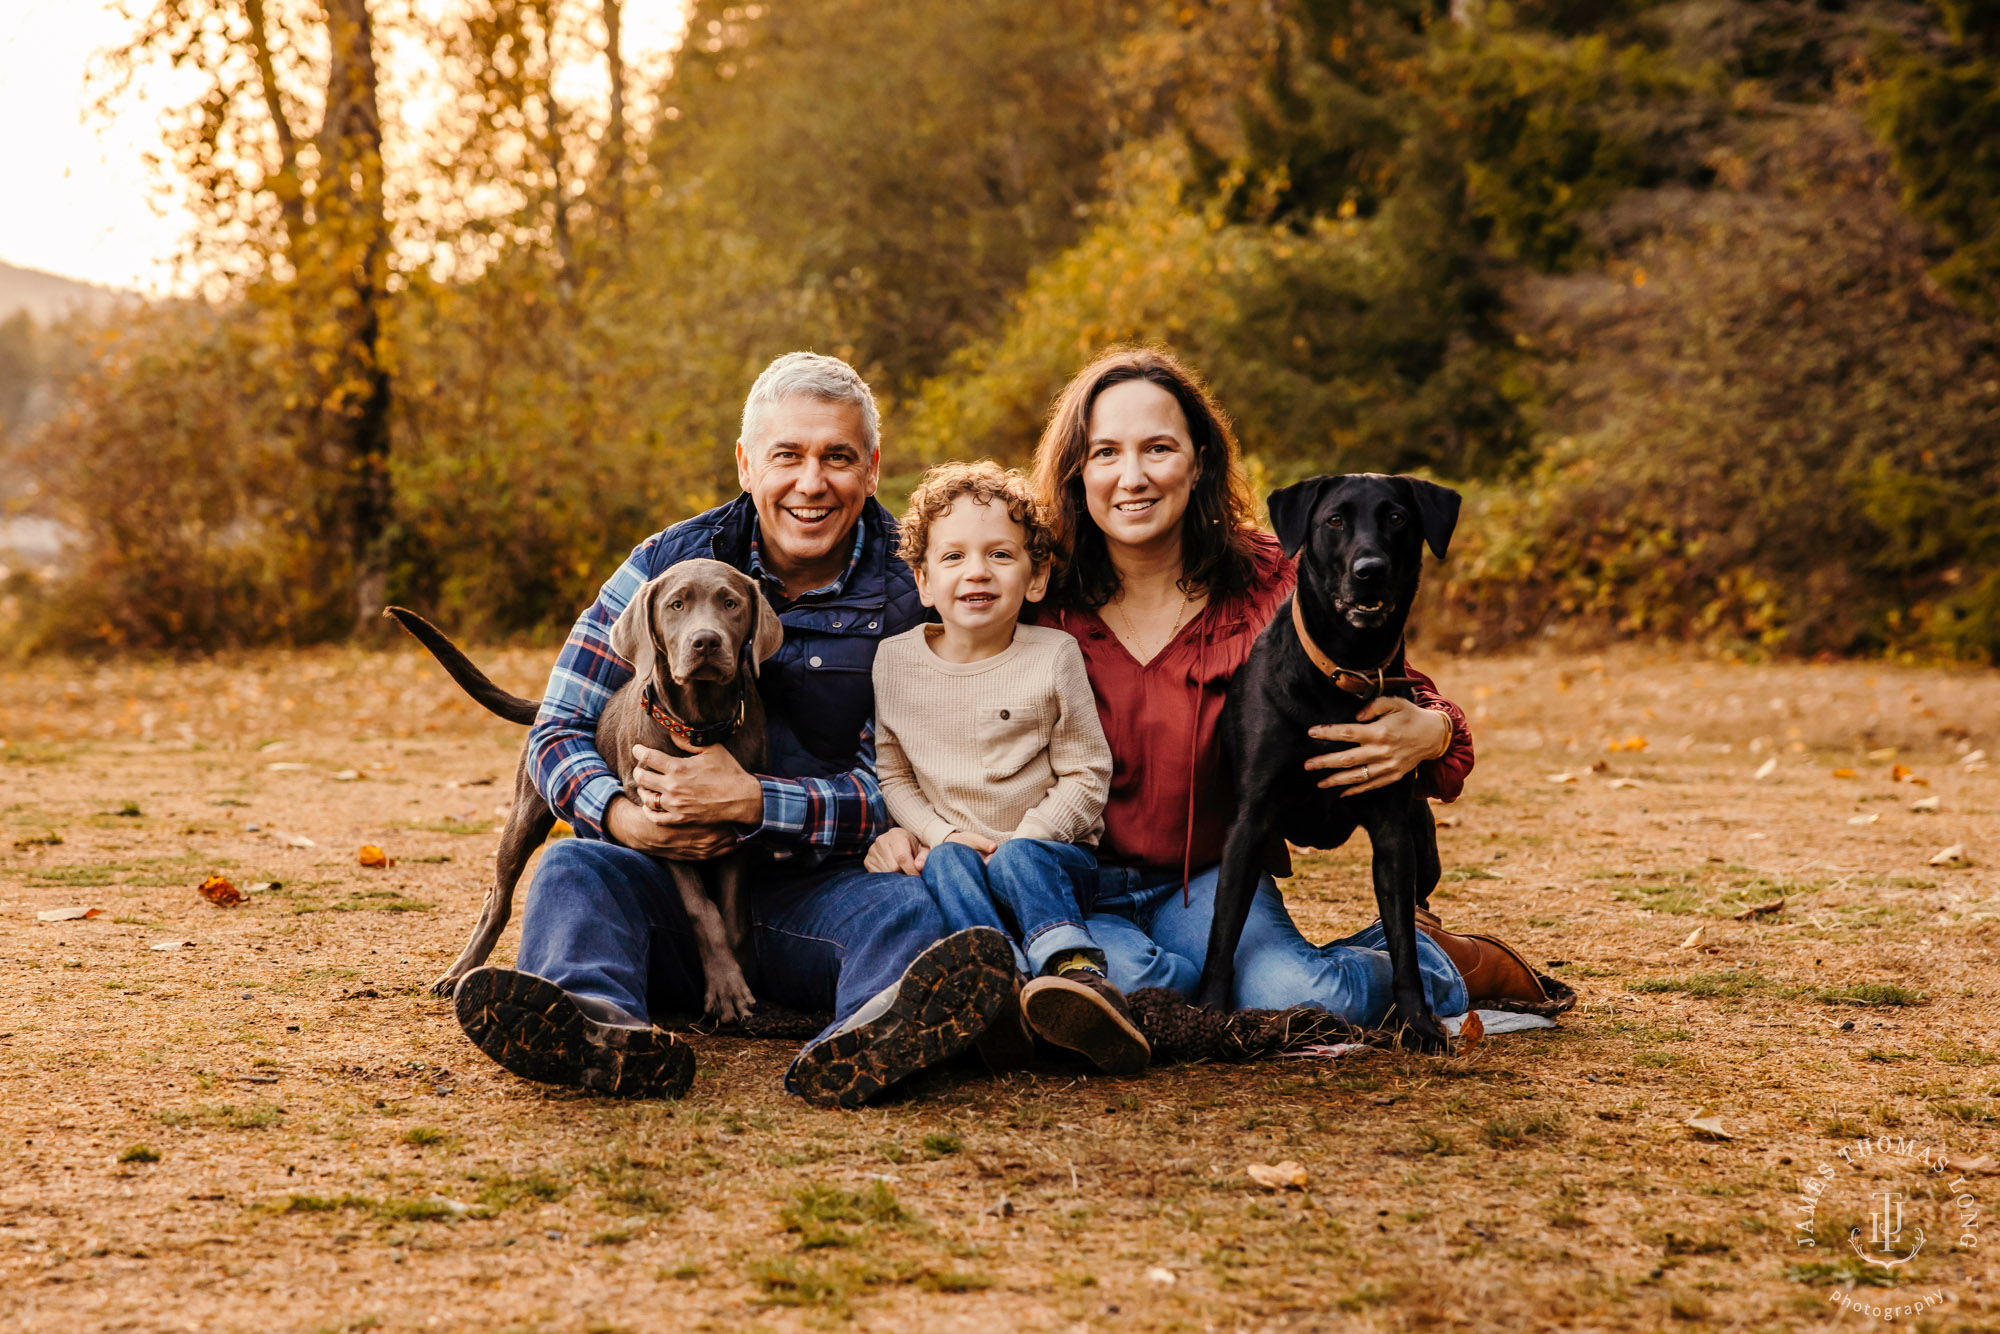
left=688, top=629, right=724, bottom=656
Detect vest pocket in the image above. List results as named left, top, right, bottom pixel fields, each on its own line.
left=974, top=704, right=1048, bottom=780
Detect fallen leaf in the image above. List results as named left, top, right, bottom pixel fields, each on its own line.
left=1434, top=814, right=1459, bottom=828
left=245, top=881, right=281, bottom=894
left=1930, top=845, right=1969, bottom=867
left=1832, top=768, right=1857, bottom=779
left=1952, top=1155, right=1996, bottom=1176
left=1455, top=1010, right=1485, bottom=1055
left=330, top=769, right=361, bottom=782
left=1753, top=757, right=1778, bottom=781
left=149, top=940, right=193, bottom=951
left=1891, top=763, right=1913, bottom=783
left=265, top=762, right=309, bottom=772
left=1679, top=926, right=1705, bottom=950
left=37, top=906, right=101, bottom=922
left=1966, top=761, right=1990, bottom=774
left=1911, top=796, right=1941, bottom=814
left=197, top=875, right=242, bottom=907
left=1686, top=1110, right=1732, bottom=1141
left=549, top=820, right=574, bottom=839
left=1908, top=775, right=1930, bottom=786
left=1609, top=778, right=1642, bottom=790
left=1867, top=747, right=1899, bottom=761
left=1960, top=749, right=1985, bottom=767
left=357, top=844, right=393, bottom=869
left=1145, top=1267, right=1177, bottom=1285
left=1733, top=897, right=1785, bottom=921
left=1246, top=1160, right=1309, bottom=1191
left=1623, top=735, right=1648, bottom=752
left=270, top=830, right=316, bottom=848
left=1588, top=759, right=1610, bottom=773
left=1548, top=772, right=1577, bottom=784
left=1848, top=813, right=1879, bottom=826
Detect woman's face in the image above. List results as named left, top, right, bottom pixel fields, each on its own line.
left=1081, top=379, right=1200, bottom=557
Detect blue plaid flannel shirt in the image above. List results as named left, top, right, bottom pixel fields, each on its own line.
left=527, top=520, right=890, bottom=860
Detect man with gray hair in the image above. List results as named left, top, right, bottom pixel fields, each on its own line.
left=449, top=351, right=1015, bottom=1108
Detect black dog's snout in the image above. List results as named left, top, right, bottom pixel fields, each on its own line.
left=1350, top=554, right=1389, bottom=584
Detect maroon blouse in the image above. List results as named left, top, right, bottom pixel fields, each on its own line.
left=1042, top=532, right=1474, bottom=874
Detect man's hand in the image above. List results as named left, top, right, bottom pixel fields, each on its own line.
left=606, top=742, right=765, bottom=859
left=1303, top=696, right=1451, bottom=795
left=865, top=827, right=928, bottom=875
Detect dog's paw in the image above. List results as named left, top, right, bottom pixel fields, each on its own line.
left=1398, top=1013, right=1450, bottom=1055
left=428, top=973, right=461, bottom=998
left=1192, top=976, right=1234, bottom=1012
left=705, top=979, right=758, bottom=1026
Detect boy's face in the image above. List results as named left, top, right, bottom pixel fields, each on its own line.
left=912, top=497, right=1049, bottom=632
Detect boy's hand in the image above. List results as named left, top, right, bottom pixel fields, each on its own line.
left=865, top=827, right=928, bottom=875
left=943, top=830, right=1000, bottom=862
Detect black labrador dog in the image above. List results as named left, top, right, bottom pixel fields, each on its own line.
left=1194, top=473, right=1460, bottom=1051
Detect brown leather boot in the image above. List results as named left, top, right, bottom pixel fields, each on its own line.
left=1411, top=909, right=1550, bottom=1007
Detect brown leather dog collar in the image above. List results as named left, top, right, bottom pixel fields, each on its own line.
left=1290, top=596, right=1420, bottom=701
left=642, top=685, right=746, bottom=748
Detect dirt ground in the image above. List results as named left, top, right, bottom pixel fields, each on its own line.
left=2, top=645, right=1997, bottom=1333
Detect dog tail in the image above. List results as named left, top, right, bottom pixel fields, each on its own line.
left=382, top=607, right=541, bottom=726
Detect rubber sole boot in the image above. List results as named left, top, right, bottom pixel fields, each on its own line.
left=455, top=966, right=694, bottom=1099
left=1020, top=972, right=1151, bottom=1076
left=790, top=926, right=1015, bottom=1110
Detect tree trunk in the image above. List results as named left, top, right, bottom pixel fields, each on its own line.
left=603, top=0, right=629, bottom=239
left=312, top=0, right=394, bottom=635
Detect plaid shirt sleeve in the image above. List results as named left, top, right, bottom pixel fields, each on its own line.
left=526, top=542, right=655, bottom=840
left=747, top=719, right=893, bottom=858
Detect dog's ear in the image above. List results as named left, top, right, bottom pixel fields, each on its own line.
left=1266, top=476, right=1338, bottom=558
left=607, top=577, right=661, bottom=681
left=1401, top=477, right=1462, bottom=560
left=747, top=585, right=784, bottom=678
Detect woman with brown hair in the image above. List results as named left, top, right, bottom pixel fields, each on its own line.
left=1025, top=346, right=1542, bottom=1025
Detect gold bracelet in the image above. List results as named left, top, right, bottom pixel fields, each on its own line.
left=1427, top=707, right=1455, bottom=761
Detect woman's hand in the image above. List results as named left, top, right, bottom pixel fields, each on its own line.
left=1303, top=696, right=1451, bottom=796
left=865, top=828, right=929, bottom=875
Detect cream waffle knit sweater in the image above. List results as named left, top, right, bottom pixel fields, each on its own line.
left=872, top=623, right=1112, bottom=848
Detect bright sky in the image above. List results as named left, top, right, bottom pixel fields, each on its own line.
left=0, top=0, right=688, bottom=294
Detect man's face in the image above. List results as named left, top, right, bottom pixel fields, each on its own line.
left=735, top=395, right=879, bottom=578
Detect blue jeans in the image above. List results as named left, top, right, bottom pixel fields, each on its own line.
left=1081, top=864, right=1468, bottom=1027
left=513, top=840, right=944, bottom=1085
left=922, top=839, right=1100, bottom=976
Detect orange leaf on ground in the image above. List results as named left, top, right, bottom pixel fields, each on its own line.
left=37, top=906, right=101, bottom=922
left=197, top=875, right=242, bottom=907
left=1831, top=768, right=1857, bottom=779
left=1246, top=1160, right=1309, bottom=1190
left=1455, top=1010, right=1485, bottom=1054
left=358, top=845, right=392, bottom=868
left=549, top=821, right=574, bottom=839
left=1891, top=763, right=1913, bottom=782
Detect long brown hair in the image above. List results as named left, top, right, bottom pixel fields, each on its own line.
left=1030, top=346, right=1260, bottom=612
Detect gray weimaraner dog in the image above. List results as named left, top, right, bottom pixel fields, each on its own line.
left=386, top=558, right=782, bottom=1022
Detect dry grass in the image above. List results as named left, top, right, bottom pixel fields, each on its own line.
left=2, top=646, right=1997, bottom=1331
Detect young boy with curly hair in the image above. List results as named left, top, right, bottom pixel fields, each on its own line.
left=867, top=460, right=1149, bottom=1076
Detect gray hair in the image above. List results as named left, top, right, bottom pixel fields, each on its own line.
left=740, top=351, right=880, bottom=457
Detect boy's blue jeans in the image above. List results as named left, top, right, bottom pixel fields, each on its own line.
left=921, top=838, right=1100, bottom=977
left=1082, top=863, right=1469, bottom=1027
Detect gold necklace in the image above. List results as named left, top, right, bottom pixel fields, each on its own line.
left=1110, top=585, right=1196, bottom=664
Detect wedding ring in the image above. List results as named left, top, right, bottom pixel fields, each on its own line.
left=1361, top=763, right=1371, bottom=781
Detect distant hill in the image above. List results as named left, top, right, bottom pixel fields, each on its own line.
left=0, top=259, right=123, bottom=325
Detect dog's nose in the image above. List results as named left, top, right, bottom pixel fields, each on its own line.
left=689, top=630, right=722, bottom=656
left=1351, top=555, right=1389, bottom=583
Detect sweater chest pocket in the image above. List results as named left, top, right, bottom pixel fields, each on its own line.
left=974, top=704, right=1049, bottom=780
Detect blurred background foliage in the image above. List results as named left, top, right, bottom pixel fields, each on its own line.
left=2, top=0, right=1997, bottom=660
